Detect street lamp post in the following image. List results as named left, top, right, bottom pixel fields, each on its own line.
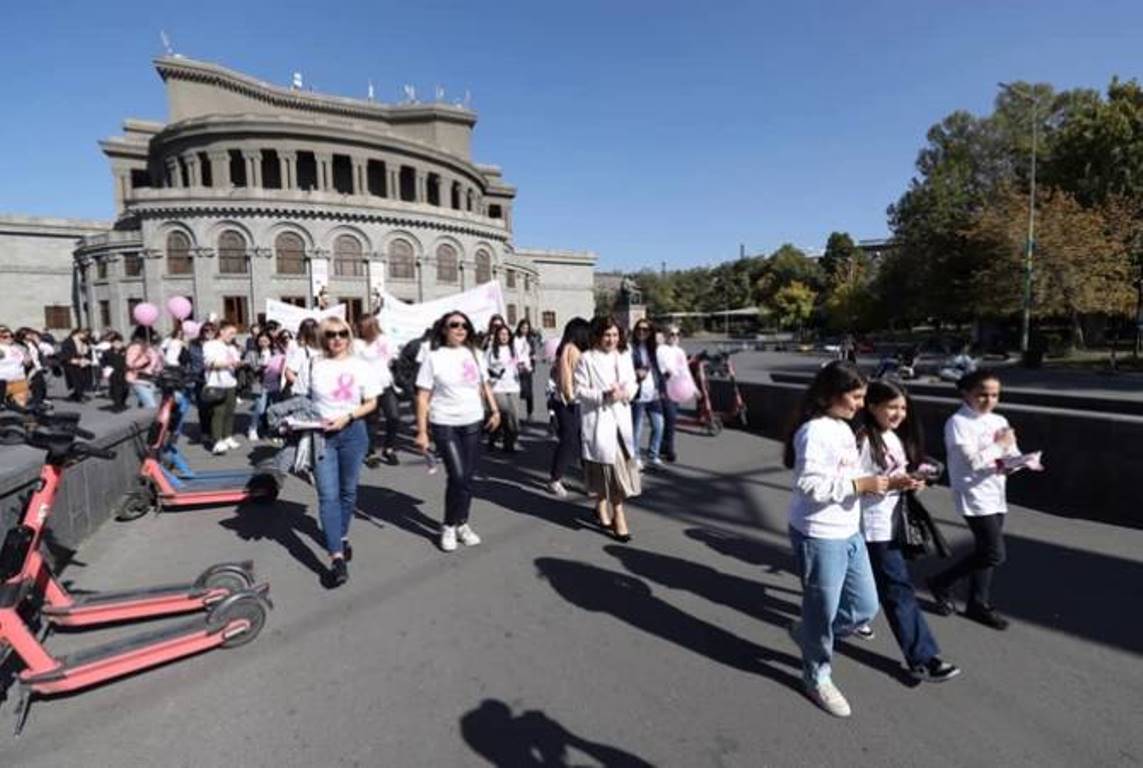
left=999, top=82, right=1039, bottom=359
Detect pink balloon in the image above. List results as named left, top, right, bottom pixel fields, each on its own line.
left=542, top=337, right=560, bottom=361
left=167, top=295, right=193, bottom=320
left=666, top=372, right=697, bottom=403
left=132, top=302, right=160, bottom=327
left=181, top=320, right=201, bottom=339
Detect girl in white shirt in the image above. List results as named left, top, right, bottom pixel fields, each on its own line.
left=354, top=315, right=400, bottom=466
left=310, top=317, right=380, bottom=587
left=486, top=325, right=522, bottom=451
left=574, top=316, right=640, bottom=542
left=856, top=380, right=959, bottom=683
left=415, top=311, right=501, bottom=553
left=513, top=319, right=536, bottom=422
left=656, top=326, right=689, bottom=463
left=929, top=369, right=1021, bottom=630
left=783, top=361, right=887, bottom=718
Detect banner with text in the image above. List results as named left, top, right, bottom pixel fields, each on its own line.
left=378, top=281, right=506, bottom=348
left=265, top=299, right=346, bottom=332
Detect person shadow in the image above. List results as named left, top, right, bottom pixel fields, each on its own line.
left=354, top=484, right=438, bottom=545
left=218, top=498, right=328, bottom=580
left=684, top=526, right=799, bottom=580
left=534, top=557, right=803, bottom=694
left=460, top=698, right=653, bottom=767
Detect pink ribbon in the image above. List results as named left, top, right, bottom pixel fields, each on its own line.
left=332, top=372, right=356, bottom=401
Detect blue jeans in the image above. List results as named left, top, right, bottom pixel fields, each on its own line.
left=866, top=541, right=940, bottom=667
left=314, top=419, right=369, bottom=555
left=631, top=399, right=664, bottom=460
left=132, top=381, right=158, bottom=409
left=431, top=421, right=482, bottom=527
left=250, top=390, right=270, bottom=436
left=789, top=527, right=879, bottom=686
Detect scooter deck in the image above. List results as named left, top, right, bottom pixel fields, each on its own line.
left=43, top=581, right=213, bottom=609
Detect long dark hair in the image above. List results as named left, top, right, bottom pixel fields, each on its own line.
left=555, top=317, right=591, bottom=361
left=782, top=361, right=867, bottom=468
left=589, top=315, right=627, bottom=352
left=431, top=311, right=477, bottom=350
left=297, top=318, right=319, bottom=350
left=631, top=317, right=658, bottom=366
left=855, top=379, right=923, bottom=470
left=490, top=324, right=513, bottom=358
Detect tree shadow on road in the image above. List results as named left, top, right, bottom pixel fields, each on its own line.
left=218, top=498, right=327, bottom=579
left=534, top=557, right=803, bottom=693
left=460, top=698, right=653, bottom=768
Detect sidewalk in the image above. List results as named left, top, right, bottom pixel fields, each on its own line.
left=3, top=419, right=1141, bottom=767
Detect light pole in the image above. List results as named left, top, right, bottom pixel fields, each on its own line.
left=999, top=82, right=1040, bottom=358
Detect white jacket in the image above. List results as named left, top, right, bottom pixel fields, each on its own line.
left=574, top=349, right=638, bottom=464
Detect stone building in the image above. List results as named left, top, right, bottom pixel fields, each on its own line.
left=0, top=55, right=596, bottom=334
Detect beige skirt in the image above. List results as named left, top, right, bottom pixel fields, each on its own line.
left=583, top=439, right=642, bottom=501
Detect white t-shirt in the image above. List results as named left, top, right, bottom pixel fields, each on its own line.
left=416, top=346, right=488, bottom=426
left=0, top=343, right=26, bottom=382
left=657, top=344, right=688, bottom=378
left=352, top=337, right=394, bottom=391
left=161, top=338, right=186, bottom=367
left=512, top=336, right=533, bottom=372
left=485, top=345, right=521, bottom=394
left=945, top=405, right=1018, bottom=517
left=787, top=416, right=863, bottom=539
left=310, top=356, right=384, bottom=421
left=285, top=346, right=318, bottom=396
left=203, top=340, right=240, bottom=388
left=858, top=430, right=908, bottom=543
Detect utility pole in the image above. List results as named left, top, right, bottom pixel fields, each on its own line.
left=999, top=82, right=1039, bottom=360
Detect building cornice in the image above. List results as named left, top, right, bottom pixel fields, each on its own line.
left=0, top=214, right=113, bottom=238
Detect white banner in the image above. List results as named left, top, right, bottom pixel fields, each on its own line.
left=378, top=281, right=506, bottom=349
left=265, top=299, right=346, bottom=332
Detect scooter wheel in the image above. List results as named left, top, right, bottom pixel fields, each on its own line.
left=115, top=489, right=157, bottom=522
left=210, top=593, right=269, bottom=649
left=199, top=566, right=255, bottom=593
left=705, top=417, right=724, bottom=437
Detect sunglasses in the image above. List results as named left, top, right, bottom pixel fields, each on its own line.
left=324, top=330, right=350, bottom=340
left=447, top=321, right=468, bottom=330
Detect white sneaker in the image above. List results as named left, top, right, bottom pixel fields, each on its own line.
left=457, top=524, right=482, bottom=547
left=649, top=456, right=663, bottom=467
left=636, top=458, right=645, bottom=471
left=211, top=441, right=229, bottom=455
left=547, top=480, right=569, bottom=498
left=805, top=679, right=852, bottom=718
left=226, top=436, right=241, bottom=449
left=440, top=525, right=458, bottom=552
left=246, top=428, right=259, bottom=442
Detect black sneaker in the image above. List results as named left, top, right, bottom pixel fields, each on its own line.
left=341, top=540, right=353, bottom=563
left=911, top=657, right=962, bottom=683
left=965, top=604, right=1008, bottom=630
left=383, top=450, right=399, bottom=466
left=331, top=558, right=349, bottom=587
left=927, top=578, right=956, bottom=616
left=364, top=454, right=382, bottom=469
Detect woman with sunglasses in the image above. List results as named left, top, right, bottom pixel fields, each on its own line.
left=310, top=317, right=381, bottom=586
left=630, top=319, right=665, bottom=468
left=656, top=326, right=687, bottom=463
left=414, top=312, right=500, bottom=553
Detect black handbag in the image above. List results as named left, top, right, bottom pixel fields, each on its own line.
left=897, top=492, right=952, bottom=560
left=200, top=386, right=228, bottom=406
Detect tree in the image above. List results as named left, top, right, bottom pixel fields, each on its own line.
left=772, top=281, right=817, bottom=331
left=820, top=232, right=865, bottom=285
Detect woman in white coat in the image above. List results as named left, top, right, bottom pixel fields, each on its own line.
left=574, top=316, right=641, bottom=541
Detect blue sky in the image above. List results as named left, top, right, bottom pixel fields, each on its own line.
left=2, top=0, right=1140, bottom=270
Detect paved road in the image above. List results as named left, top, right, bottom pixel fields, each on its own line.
left=3, top=416, right=1140, bottom=767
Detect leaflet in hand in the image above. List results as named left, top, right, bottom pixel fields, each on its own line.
left=284, top=417, right=326, bottom=431
left=998, top=451, right=1044, bottom=474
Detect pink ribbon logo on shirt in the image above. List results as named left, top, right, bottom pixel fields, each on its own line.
left=332, top=373, right=356, bottom=401
left=462, top=358, right=479, bottom=385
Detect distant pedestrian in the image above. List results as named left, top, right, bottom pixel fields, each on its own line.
left=547, top=318, right=591, bottom=498
left=630, top=318, right=665, bottom=468
left=126, top=325, right=163, bottom=408
left=656, top=326, right=687, bottom=463
left=928, top=369, right=1023, bottom=630
left=783, top=361, right=885, bottom=718
left=0, top=325, right=29, bottom=407
left=486, top=324, right=521, bottom=451
left=855, top=379, right=961, bottom=682
left=513, top=319, right=537, bottom=422
left=414, top=311, right=500, bottom=553
left=203, top=321, right=242, bottom=454
left=354, top=315, right=399, bottom=466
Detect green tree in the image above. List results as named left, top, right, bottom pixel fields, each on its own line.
left=820, top=232, right=865, bottom=285
left=772, top=281, right=817, bottom=331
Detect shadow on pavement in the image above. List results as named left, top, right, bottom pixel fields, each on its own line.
left=534, top=557, right=803, bottom=693
left=460, top=698, right=653, bottom=767
left=218, top=499, right=327, bottom=579
left=684, top=526, right=799, bottom=579
left=355, top=484, right=437, bottom=545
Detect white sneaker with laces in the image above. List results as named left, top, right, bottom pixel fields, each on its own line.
left=226, top=436, right=241, bottom=449
left=457, top=524, right=481, bottom=547
left=212, top=441, right=229, bottom=455
left=440, top=525, right=458, bottom=552
left=805, top=679, right=852, bottom=718
left=548, top=480, right=569, bottom=498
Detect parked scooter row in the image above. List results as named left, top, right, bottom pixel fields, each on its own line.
left=0, top=404, right=272, bottom=735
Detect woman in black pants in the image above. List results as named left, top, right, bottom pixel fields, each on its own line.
left=355, top=315, right=402, bottom=466
left=547, top=318, right=591, bottom=498
left=513, top=319, right=536, bottom=422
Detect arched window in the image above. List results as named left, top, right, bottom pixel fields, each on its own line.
left=217, top=230, right=247, bottom=274
left=388, top=238, right=415, bottom=280
left=334, top=235, right=365, bottom=277
left=474, top=249, right=492, bottom=284
left=436, top=244, right=458, bottom=284
left=275, top=232, right=305, bottom=275
left=166, top=231, right=192, bottom=275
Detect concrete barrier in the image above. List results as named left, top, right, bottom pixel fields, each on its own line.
left=0, top=409, right=151, bottom=554
left=710, top=379, right=1143, bottom=528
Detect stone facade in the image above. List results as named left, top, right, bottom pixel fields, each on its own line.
left=62, top=56, right=596, bottom=335
left=0, top=216, right=113, bottom=331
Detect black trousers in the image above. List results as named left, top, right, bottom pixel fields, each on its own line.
left=932, top=513, right=1006, bottom=609
left=549, top=399, right=581, bottom=482
left=518, top=370, right=535, bottom=419
left=431, top=422, right=482, bottom=526
left=366, top=387, right=401, bottom=453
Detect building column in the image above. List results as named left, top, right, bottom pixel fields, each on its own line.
left=316, top=153, right=333, bottom=191
left=387, top=167, right=399, bottom=200
left=207, top=150, right=231, bottom=188
left=243, top=151, right=262, bottom=189
left=352, top=157, right=366, bottom=196
left=184, top=154, right=200, bottom=187
left=280, top=153, right=295, bottom=190
left=165, top=157, right=182, bottom=188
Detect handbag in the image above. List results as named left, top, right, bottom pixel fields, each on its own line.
left=897, top=492, right=952, bottom=560
left=200, top=386, right=227, bottom=406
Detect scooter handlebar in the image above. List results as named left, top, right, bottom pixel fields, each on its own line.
left=73, top=443, right=116, bottom=461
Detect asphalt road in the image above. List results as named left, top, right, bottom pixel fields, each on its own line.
left=2, top=412, right=1140, bottom=767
